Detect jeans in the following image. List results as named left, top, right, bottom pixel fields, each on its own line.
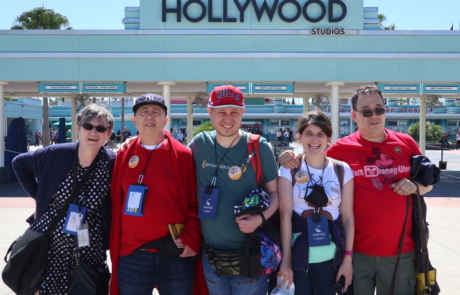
left=117, top=250, right=195, bottom=295
left=202, top=253, right=269, bottom=295
left=293, top=259, right=336, bottom=295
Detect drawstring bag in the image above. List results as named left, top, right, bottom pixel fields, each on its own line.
left=236, top=189, right=281, bottom=278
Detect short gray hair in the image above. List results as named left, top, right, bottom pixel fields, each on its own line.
left=77, top=104, right=114, bottom=131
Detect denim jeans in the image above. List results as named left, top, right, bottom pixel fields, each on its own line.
left=117, top=250, right=195, bottom=295
left=202, top=253, right=269, bottom=295
left=293, top=259, right=336, bottom=295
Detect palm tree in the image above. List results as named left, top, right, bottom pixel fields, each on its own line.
left=11, top=7, right=72, bottom=146
left=42, top=97, right=50, bottom=146
left=378, top=13, right=394, bottom=30
left=11, top=7, right=71, bottom=30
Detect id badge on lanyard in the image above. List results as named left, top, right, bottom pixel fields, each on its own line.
left=306, top=213, right=331, bottom=247
left=124, top=185, right=148, bottom=216
left=198, top=185, right=219, bottom=219
left=198, top=176, right=219, bottom=220
left=63, top=203, right=87, bottom=236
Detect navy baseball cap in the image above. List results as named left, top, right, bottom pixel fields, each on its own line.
left=133, top=93, right=168, bottom=115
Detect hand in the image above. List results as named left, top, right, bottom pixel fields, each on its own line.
left=175, top=238, right=196, bottom=258
left=121, top=136, right=137, bottom=150
left=391, top=178, right=417, bottom=196
left=277, top=265, right=294, bottom=289
left=235, top=213, right=263, bottom=233
left=279, top=151, right=300, bottom=169
left=336, top=256, right=353, bottom=291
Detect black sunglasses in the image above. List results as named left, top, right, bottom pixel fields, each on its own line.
left=80, top=123, right=108, bottom=133
left=357, top=107, right=386, bottom=117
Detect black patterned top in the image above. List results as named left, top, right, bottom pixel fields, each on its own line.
left=30, top=152, right=111, bottom=294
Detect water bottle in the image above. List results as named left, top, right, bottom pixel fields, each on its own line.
left=270, top=277, right=295, bottom=295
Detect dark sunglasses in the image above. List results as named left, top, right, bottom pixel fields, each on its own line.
left=80, top=123, right=108, bottom=133
left=357, top=107, right=386, bottom=117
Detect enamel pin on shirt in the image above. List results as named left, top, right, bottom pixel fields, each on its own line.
left=295, top=170, right=310, bottom=184
left=228, top=165, right=242, bottom=180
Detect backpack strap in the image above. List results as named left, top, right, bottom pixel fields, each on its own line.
left=330, top=157, right=345, bottom=190
left=247, top=133, right=264, bottom=186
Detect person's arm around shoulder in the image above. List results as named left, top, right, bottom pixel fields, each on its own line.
left=279, top=151, right=300, bottom=169
left=335, top=173, right=354, bottom=291
left=277, top=173, right=294, bottom=289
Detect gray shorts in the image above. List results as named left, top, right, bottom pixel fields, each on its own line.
left=353, top=251, right=416, bottom=295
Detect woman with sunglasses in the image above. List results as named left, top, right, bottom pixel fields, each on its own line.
left=12, top=104, right=115, bottom=295
left=277, top=110, right=354, bottom=295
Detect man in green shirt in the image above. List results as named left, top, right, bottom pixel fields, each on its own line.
left=188, top=85, right=279, bottom=295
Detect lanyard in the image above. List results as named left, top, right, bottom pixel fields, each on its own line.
left=138, top=140, right=162, bottom=185
left=72, top=145, right=100, bottom=208
left=303, top=156, right=327, bottom=191
left=211, top=134, right=239, bottom=187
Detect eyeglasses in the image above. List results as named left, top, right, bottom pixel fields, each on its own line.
left=356, top=107, right=386, bottom=117
left=80, top=123, right=108, bottom=133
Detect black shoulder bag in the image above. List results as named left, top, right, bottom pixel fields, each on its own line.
left=2, top=153, right=99, bottom=295
left=389, top=155, right=441, bottom=295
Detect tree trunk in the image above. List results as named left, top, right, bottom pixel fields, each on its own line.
left=42, top=97, right=50, bottom=146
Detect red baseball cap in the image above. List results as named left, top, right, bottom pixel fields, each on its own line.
left=208, top=85, right=245, bottom=109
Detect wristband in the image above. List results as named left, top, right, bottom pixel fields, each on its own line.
left=258, top=212, right=266, bottom=228
left=344, top=251, right=354, bottom=257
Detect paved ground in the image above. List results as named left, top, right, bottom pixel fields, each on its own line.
left=0, top=144, right=458, bottom=294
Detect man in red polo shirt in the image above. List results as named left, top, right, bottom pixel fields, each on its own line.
left=110, top=94, right=201, bottom=295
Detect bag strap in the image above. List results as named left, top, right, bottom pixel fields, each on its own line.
left=414, top=183, right=431, bottom=291
left=330, top=158, right=345, bottom=190
left=43, top=150, right=100, bottom=238
left=389, top=195, right=411, bottom=295
left=247, top=133, right=264, bottom=187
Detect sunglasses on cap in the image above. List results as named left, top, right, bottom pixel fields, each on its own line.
left=80, top=123, right=108, bottom=133
left=356, top=107, right=386, bottom=117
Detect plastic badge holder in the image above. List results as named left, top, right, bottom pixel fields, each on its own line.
left=270, top=277, right=295, bottom=295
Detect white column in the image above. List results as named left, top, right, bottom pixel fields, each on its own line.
left=187, top=97, right=194, bottom=143
left=419, top=97, right=427, bottom=155
left=158, top=81, right=176, bottom=132
left=71, top=97, right=77, bottom=142
left=303, top=97, right=310, bottom=114
left=325, top=82, right=344, bottom=143
left=0, top=81, right=9, bottom=167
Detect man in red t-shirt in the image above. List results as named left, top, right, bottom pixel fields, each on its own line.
left=109, top=94, right=201, bottom=295
left=280, top=85, right=432, bottom=294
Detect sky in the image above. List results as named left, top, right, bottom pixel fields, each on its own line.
left=0, top=0, right=459, bottom=30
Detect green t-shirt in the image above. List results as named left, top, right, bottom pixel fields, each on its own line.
left=189, top=131, right=278, bottom=251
